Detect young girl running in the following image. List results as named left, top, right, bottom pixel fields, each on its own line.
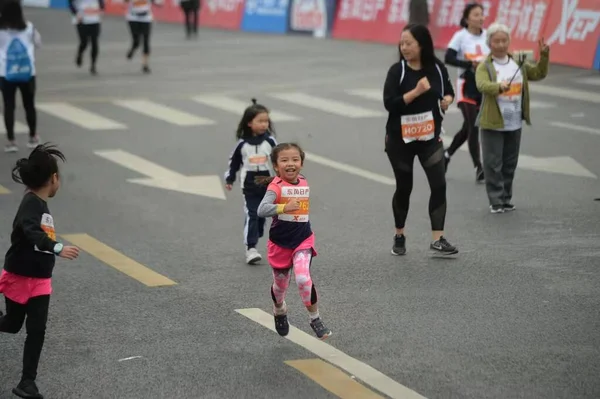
left=225, top=98, right=277, bottom=265
left=0, top=143, right=80, bottom=399
left=256, top=143, right=332, bottom=340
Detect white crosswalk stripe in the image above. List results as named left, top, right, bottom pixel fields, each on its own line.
left=191, top=95, right=301, bottom=122
left=5, top=89, right=561, bottom=132
left=37, top=102, right=127, bottom=130
left=0, top=115, right=29, bottom=134
left=268, top=92, right=386, bottom=118
left=113, top=99, right=216, bottom=126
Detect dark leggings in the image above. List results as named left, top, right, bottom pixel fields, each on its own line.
left=76, top=23, right=100, bottom=66
left=386, top=137, right=447, bottom=231
left=128, top=21, right=151, bottom=56
left=1, top=77, right=36, bottom=141
left=0, top=295, right=50, bottom=382
left=446, top=102, right=481, bottom=168
left=181, top=4, right=198, bottom=36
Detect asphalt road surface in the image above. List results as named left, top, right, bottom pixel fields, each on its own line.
left=1, top=8, right=599, bottom=399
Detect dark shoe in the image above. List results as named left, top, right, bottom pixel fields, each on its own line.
left=274, top=313, right=289, bottom=337
left=13, top=380, right=43, bottom=399
left=430, top=236, right=458, bottom=256
left=503, top=203, right=516, bottom=212
left=310, top=317, right=332, bottom=340
left=490, top=205, right=505, bottom=214
left=391, top=234, right=406, bottom=256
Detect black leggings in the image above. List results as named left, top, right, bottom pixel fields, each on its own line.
left=386, top=137, right=447, bottom=231
left=128, top=21, right=151, bottom=56
left=181, top=4, right=198, bottom=36
left=0, top=295, right=50, bottom=382
left=76, top=23, right=100, bottom=66
left=446, top=102, right=481, bottom=168
left=1, top=77, right=36, bottom=141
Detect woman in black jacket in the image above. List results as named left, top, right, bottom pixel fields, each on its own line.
left=383, top=23, right=458, bottom=258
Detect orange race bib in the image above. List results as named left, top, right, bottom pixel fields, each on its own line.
left=35, top=213, right=56, bottom=254
left=500, top=82, right=522, bottom=98
left=401, top=111, right=435, bottom=143
left=248, top=155, right=268, bottom=166
left=279, top=186, right=310, bottom=222
left=132, top=0, right=148, bottom=7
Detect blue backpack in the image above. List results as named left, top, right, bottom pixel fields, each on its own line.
left=5, top=36, right=32, bottom=83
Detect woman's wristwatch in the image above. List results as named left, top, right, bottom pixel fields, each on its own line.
left=53, top=243, right=64, bottom=255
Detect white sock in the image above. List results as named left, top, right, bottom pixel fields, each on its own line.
left=274, top=301, right=287, bottom=315
left=308, top=310, right=320, bottom=321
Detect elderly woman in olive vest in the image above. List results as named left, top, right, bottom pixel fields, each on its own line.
left=475, top=22, right=550, bottom=214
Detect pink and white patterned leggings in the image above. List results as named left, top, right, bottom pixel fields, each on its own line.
left=270, top=249, right=317, bottom=307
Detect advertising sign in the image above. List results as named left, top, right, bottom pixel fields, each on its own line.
left=199, top=0, right=245, bottom=29
left=241, top=0, right=290, bottom=33
left=542, top=0, right=600, bottom=68
left=288, top=0, right=336, bottom=37
left=23, top=0, right=50, bottom=7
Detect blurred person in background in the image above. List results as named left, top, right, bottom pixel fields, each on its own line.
left=125, top=0, right=161, bottom=73
left=0, top=0, right=41, bottom=153
left=69, top=0, right=104, bottom=75
left=409, top=0, right=429, bottom=27
left=475, top=23, right=549, bottom=213
left=179, top=0, right=199, bottom=39
left=443, top=2, right=489, bottom=183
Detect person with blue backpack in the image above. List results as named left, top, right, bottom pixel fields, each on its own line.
left=0, top=0, right=41, bottom=154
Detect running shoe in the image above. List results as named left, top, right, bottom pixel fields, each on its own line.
left=310, top=317, right=332, bottom=340
left=391, top=234, right=406, bottom=256
left=430, top=236, right=458, bottom=256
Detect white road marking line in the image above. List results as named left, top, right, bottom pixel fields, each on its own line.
left=304, top=152, right=395, bottom=185
left=236, top=308, right=427, bottom=399
left=36, top=102, right=127, bottom=130
left=113, top=99, right=215, bottom=126
left=549, top=121, right=600, bottom=136
left=269, top=92, right=386, bottom=118
left=118, top=356, right=144, bottom=362
left=191, top=95, right=301, bottom=122
left=530, top=85, right=600, bottom=104
left=573, top=77, right=600, bottom=86
left=0, top=115, right=28, bottom=134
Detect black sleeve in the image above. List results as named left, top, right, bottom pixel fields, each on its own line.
left=18, top=200, right=58, bottom=253
left=224, top=141, right=244, bottom=184
left=383, top=63, right=407, bottom=113
left=444, top=49, right=472, bottom=69
left=440, top=63, right=455, bottom=98
left=98, top=0, right=105, bottom=10
left=68, top=0, right=78, bottom=15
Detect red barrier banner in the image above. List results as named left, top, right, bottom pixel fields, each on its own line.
left=542, top=0, right=600, bottom=68
left=199, top=0, right=245, bottom=29
left=104, top=0, right=182, bottom=23
left=331, top=0, right=401, bottom=43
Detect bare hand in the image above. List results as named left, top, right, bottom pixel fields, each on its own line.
left=416, top=77, right=431, bottom=94
left=538, top=37, right=549, bottom=53
left=59, top=246, right=80, bottom=260
left=283, top=198, right=301, bottom=213
left=225, top=184, right=233, bottom=191
left=499, top=81, right=510, bottom=93
left=471, top=60, right=480, bottom=69
left=441, top=95, right=453, bottom=111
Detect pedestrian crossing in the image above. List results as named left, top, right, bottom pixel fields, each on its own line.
left=10, top=89, right=558, bottom=134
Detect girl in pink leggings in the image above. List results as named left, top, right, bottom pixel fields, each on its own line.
left=256, top=143, right=332, bottom=340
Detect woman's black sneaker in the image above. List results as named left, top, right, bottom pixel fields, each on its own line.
left=430, top=236, right=458, bottom=256
left=391, top=234, right=406, bottom=256
left=12, top=380, right=43, bottom=399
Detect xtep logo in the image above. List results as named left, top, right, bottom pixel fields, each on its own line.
left=547, top=0, right=600, bottom=44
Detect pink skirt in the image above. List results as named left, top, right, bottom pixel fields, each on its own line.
left=267, top=233, right=317, bottom=269
left=0, top=269, right=52, bottom=305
